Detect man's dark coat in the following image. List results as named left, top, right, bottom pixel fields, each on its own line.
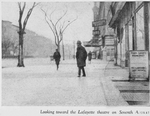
left=76, top=46, right=87, bottom=67
left=53, top=51, right=61, bottom=65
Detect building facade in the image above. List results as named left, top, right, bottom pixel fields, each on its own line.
left=84, top=2, right=102, bottom=59
left=96, top=2, right=116, bottom=61
left=95, top=2, right=150, bottom=70
left=91, top=1, right=150, bottom=80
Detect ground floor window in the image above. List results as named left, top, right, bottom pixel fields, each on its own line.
left=128, top=20, right=133, bottom=50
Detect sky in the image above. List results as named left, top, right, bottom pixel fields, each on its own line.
left=1, top=2, right=94, bottom=44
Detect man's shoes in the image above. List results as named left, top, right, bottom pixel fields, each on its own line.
left=78, top=75, right=86, bottom=77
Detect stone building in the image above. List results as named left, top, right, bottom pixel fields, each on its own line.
left=93, top=2, right=150, bottom=70
left=90, top=1, right=150, bottom=80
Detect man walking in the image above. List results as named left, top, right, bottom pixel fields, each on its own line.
left=76, top=40, right=87, bottom=77
left=53, top=49, right=61, bottom=70
left=88, top=51, right=92, bottom=64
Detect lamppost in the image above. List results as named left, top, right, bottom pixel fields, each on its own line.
left=62, top=38, right=65, bottom=60
left=73, top=40, right=76, bottom=59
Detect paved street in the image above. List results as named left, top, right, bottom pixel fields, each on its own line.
left=2, top=58, right=127, bottom=106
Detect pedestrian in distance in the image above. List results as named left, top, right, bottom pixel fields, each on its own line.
left=88, top=51, right=92, bottom=64
left=76, top=40, right=87, bottom=77
left=53, top=49, right=61, bottom=70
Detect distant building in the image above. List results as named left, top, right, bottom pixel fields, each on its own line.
left=2, top=20, right=54, bottom=58
left=83, top=2, right=102, bottom=59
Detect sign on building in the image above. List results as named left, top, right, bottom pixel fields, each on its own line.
left=105, top=36, right=115, bottom=46
left=83, top=40, right=102, bottom=47
left=92, top=30, right=100, bottom=35
left=92, top=19, right=106, bottom=27
left=129, top=50, right=149, bottom=80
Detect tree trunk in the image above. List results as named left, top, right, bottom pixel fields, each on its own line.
left=57, top=43, right=60, bottom=52
left=17, top=33, right=25, bottom=67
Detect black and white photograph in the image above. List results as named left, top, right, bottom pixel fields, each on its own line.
left=1, top=0, right=150, bottom=116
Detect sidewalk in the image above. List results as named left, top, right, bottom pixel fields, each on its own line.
left=104, top=61, right=150, bottom=106
left=2, top=58, right=128, bottom=106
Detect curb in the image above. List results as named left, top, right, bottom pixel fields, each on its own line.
left=101, top=76, right=129, bottom=106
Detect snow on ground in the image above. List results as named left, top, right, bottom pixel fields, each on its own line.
left=2, top=58, right=111, bottom=106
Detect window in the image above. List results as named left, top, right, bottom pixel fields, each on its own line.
left=135, top=1, right=143, bottom=9
left=128, top=19, right=133, bottom=50
left=135, top=6, right=145, bottom=50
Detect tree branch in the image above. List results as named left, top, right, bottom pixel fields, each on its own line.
left=22, top=2, right=26, bottom=12
left=18, top=2, right=21, bottom=11
left=49, top=9, right=56, bottom=20
left=55, top=36, right=58, bottom=46
left=48, top=10, right=58, bottom=36
left=18, top=2, right=26, bottom=31
left=41, top=8, right=57, bottom=38
left=55, top=10, right=67, bottom=27
left=62, top=16, right=78, bottom=33
left=23, top=2, right=38, bottom=31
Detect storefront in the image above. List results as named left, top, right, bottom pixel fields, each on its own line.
left=124, top=2, right=149, bottom=79
left=133, top=2, right=149, bottom=79
left=109, top=2, right=150, bottom=68
left=109, top=2, right=134, bottom=66
left=104, top=35, right=115, bottom=61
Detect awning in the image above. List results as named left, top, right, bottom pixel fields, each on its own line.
left=83, top=38, right=102, bottom=47
left=84, top=44, right=101, bottom=47
left=109, top=2, right=126, bottom=28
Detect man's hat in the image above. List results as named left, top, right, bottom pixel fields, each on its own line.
left=77, top=40, right=81, bottom=44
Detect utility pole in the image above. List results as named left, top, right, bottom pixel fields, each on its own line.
left=125, top=24, right=129, bottom=67
left=73, top=40, right=76, bottom=59
left=62, top=38, right=65, bottom=60
left=114, top=37, right=118, bottom=65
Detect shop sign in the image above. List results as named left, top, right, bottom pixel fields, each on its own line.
left=104, top=36, right=115, bottom=46
left=129, top=51, right=149, bottom=79
left=105, top=39, right=114, bottom=45
left=92, top=19, right=106, bottom=27
left=93, top=30, right=100, bottom=35
left=83, top=41, right=102, bottom=47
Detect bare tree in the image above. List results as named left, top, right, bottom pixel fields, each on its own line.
left=41, top=7, right=77, bottom=54
left=17, top=2, right=39, bottom=67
